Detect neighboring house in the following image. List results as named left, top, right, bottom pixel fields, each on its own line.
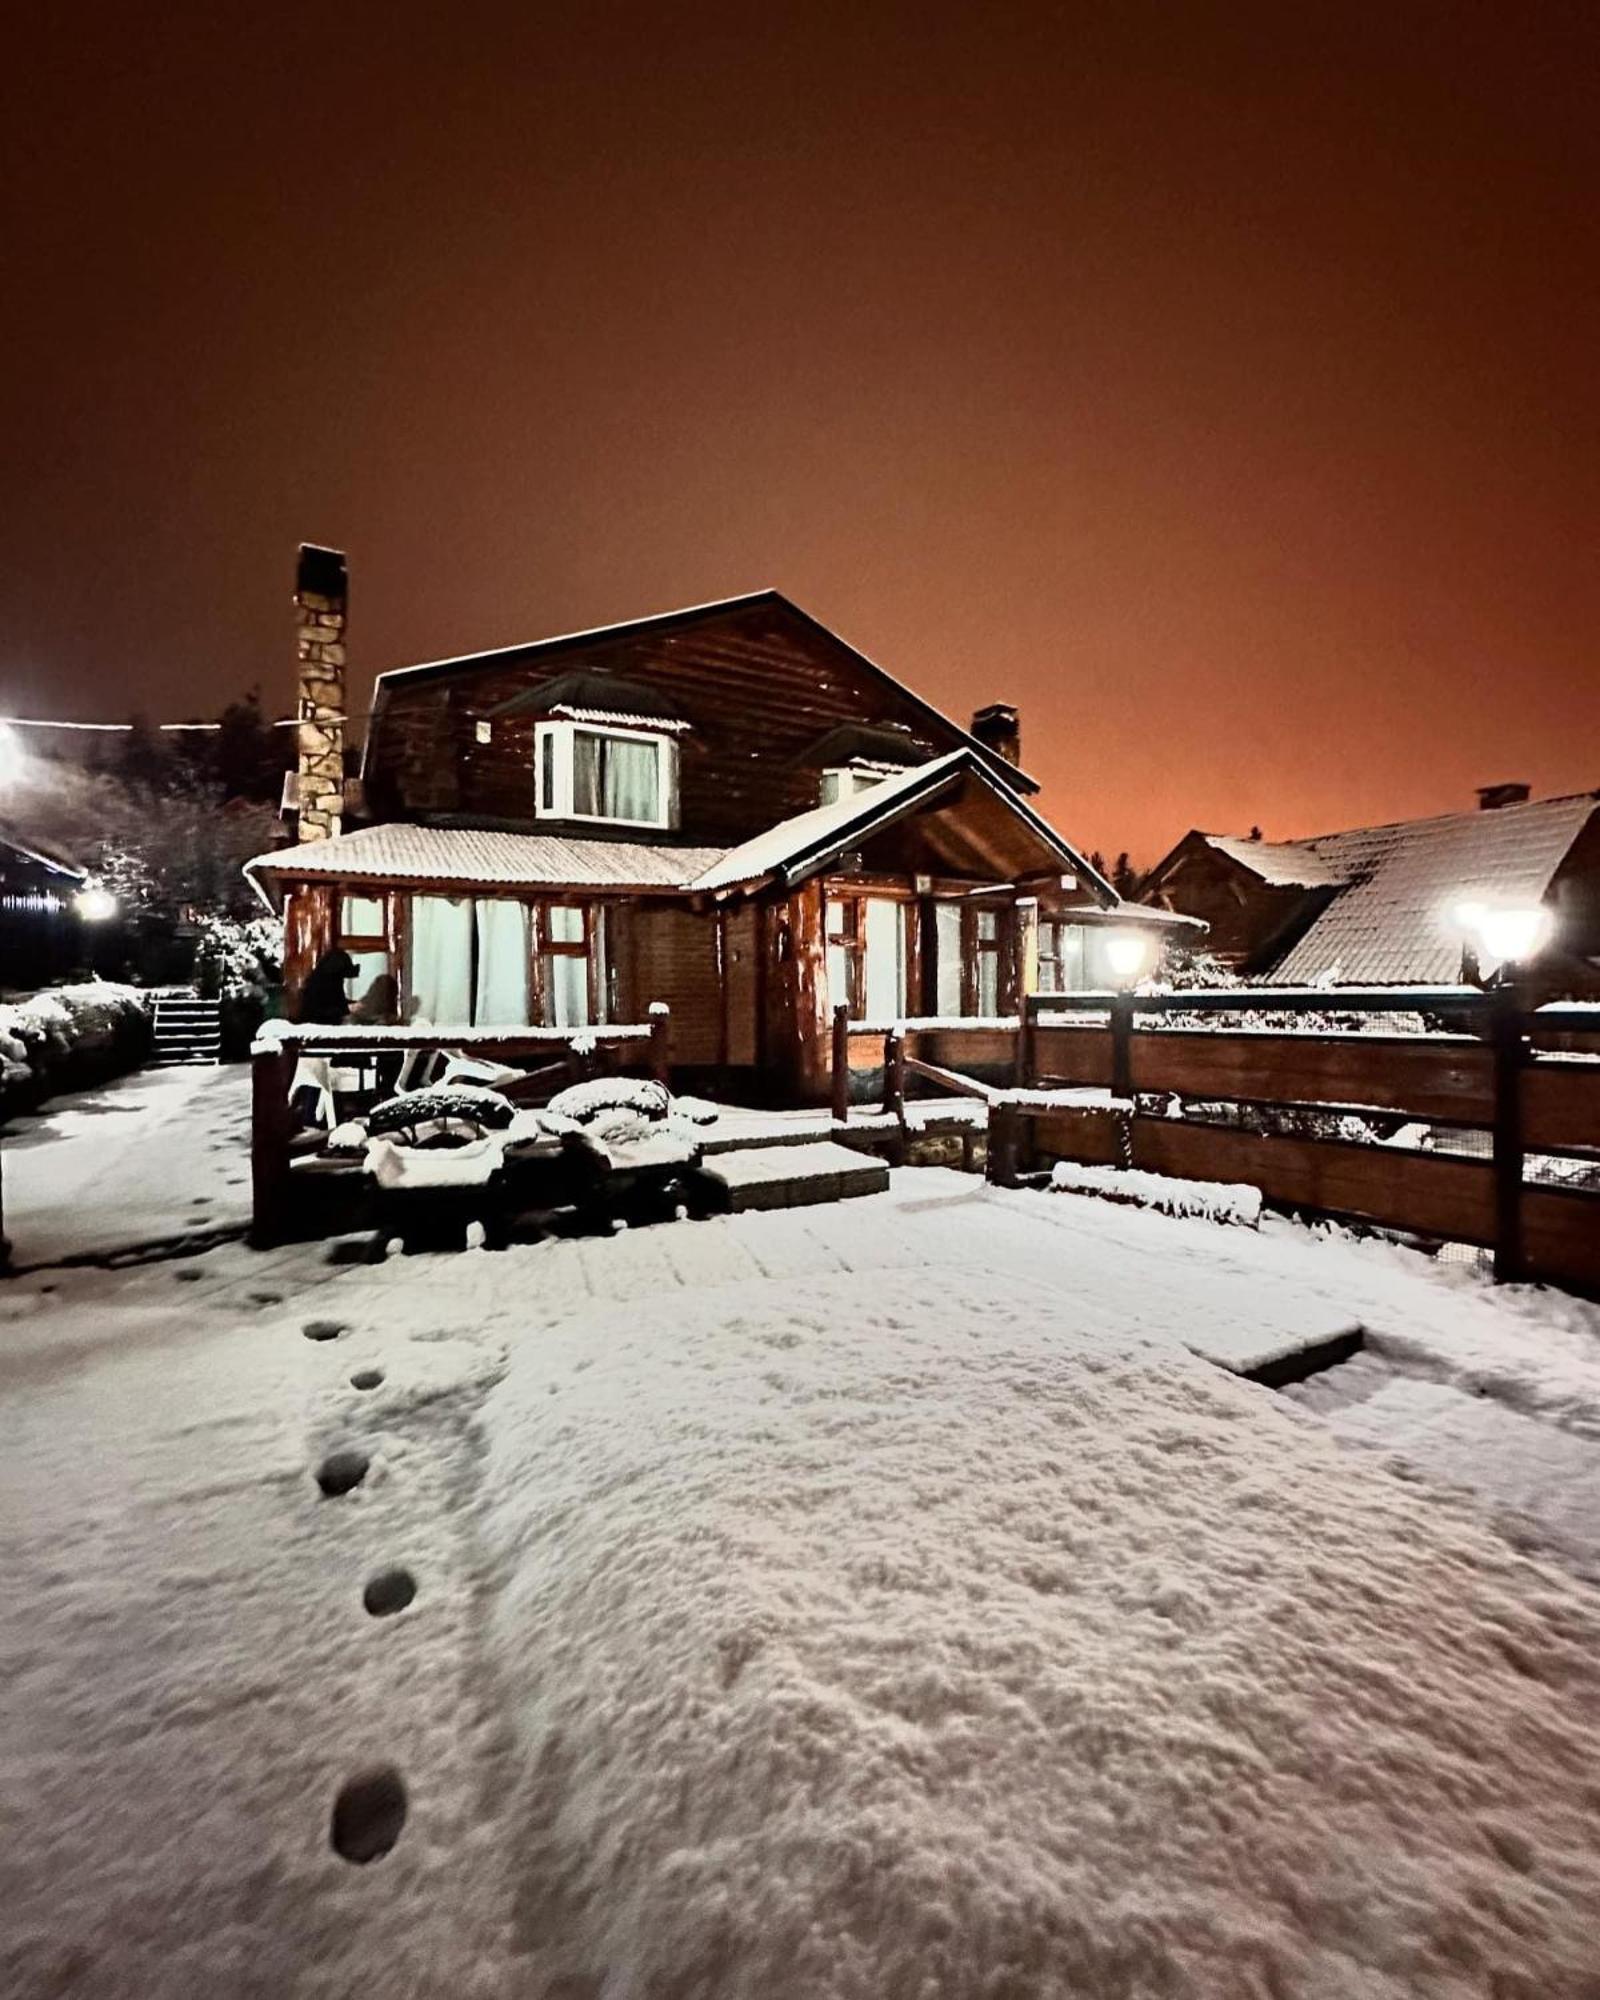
left=1141, top=785, right=1600, bottom=989
left=0, top=829, right=87, bottom=990
left=246, top=549, right=1178, bottom=1101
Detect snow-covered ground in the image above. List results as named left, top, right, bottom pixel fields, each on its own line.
left=2, top=1065, right=252, bottom=1266
left=3, top=1140, right=1600, bottom=1996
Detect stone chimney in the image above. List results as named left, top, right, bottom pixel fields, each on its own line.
left=294, top=544, right=347, bottom=841
left=1476, top=781, right=1531, bottom=812
left=970, top=701, right=1021, bottom=766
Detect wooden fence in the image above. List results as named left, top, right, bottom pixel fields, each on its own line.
left=994, top=987, right=1600, bottom=1293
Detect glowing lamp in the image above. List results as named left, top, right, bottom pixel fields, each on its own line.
left=1103, top=930, right=1152, bottom=984
left=1473, top=904, right=1552, bottom=965
left=74, top=884, right=118, bottom=923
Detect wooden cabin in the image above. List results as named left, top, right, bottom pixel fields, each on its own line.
left=248, top=565, right=1172, bottom=1103
left=0, top=829, right=88, bottom=991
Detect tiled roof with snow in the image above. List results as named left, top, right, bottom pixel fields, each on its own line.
left=246, top=824, right=727, bottom=893
left=1203, top=834, right=1351, bottom=890
left=1262, top=792, right=1599, bottom=985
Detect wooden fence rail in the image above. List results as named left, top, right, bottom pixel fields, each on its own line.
left=997, top=986, right=1600, bottom=1293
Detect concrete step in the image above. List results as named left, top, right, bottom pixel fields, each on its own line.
left=695, top=1140, right=890, bottom=1213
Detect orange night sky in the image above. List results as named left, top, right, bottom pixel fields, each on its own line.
left=4, top=1, right=1596, bottom=861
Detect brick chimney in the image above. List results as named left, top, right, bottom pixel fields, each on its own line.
left=1476, top=781, right=1531, bottom=812
left=294, top=544, right=347, bottom=841
left=970, top=701, right=1021, bottom=766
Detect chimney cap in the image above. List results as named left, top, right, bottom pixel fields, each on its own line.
left=296, top=544, right=348, bottom=597
left=1476, top=781, right=1531, bottom=811
left=971, top=701, right=1018, bottom=726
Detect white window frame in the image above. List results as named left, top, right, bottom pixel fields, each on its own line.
left=535, top=720, right=677, bottom=830
left=819, top=762, right=904, bottom=807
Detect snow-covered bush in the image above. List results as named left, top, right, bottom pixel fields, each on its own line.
left=366, top=1083, right=517, bottom=1145
left=547, top=1077, right=671, bottom=1125
left=193, top=913, right=281, bottom=1000
left=0, top=980, right=153, bottom=1113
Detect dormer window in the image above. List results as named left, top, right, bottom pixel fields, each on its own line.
left=819, top=762, right=904, bottom=807
left=535, top=720, right=678, bottom=829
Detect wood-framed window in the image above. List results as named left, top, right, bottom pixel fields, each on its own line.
left=534, top=721, right=678, bottom=829
left=402, top=893, right=614, bottom=1030
left=1036, top=918, right=1089, bottom=995
left=930, top=898, right=1014, bottom=1017
left=825, top=890, right=908, bottom=1022
left=339, top=890, right=399, bottom=1019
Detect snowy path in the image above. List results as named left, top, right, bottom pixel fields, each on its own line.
left=1, top=1064, right=253, bottom=1267
left=3, top=1174, right=1600, bottom=1994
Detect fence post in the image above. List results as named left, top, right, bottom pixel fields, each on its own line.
left=250, top=1043, right=298, bottom=1249
left=1016, top=999, right=1037, bottom=1088
left=831, top=1004, right=851, bottom=1124
left=1490, top=983, right=1526, bottom=1284
left=883, top=1027, right=906, bottom=1121
left=648, top=1003, right=671, bottom=1088
left=1109, top=992, right=1134, bottom=1100
left=987, top=1104, right=1023, bottom=1186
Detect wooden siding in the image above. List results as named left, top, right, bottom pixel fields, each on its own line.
left=1523, top=1061, right=1600, bottom=1153
left=631, top=905, right=723, bottom=1066
left=364, top=600, right=993, bottom=845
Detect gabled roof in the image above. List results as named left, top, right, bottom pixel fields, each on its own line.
left=1200, top=833, right=1352, bottom=890
left=486, top=670, right=686, bottom=725
left=370, top=590, right=1039, bottom=792
left=1171, top=793, right=1600, bottom=985
left=691, top=749, right=1116, bottom=898
left=0, top=825, right=86, bottom=882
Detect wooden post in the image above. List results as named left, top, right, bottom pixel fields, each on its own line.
left=648, top=1003, right=672, bottom=1088
left=883, top=1027, right=906, bottom=1121
left=1490, top=983, right=1526, bottom=1284
left=987, top=1104, right=1023, bottom=1186
left=1110, top=993, right=1134, bottom=1101
left=250, top=1044, right=299, bottom=1249
left=1016, top=999, right=1037, bottom=1088
left=831, top=1004, right=851, bottom=1124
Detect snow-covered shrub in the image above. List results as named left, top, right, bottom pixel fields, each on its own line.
left=547, top=1077, right=671, bottom=1125
left=366, top=1083, right=517, bottom=1145
left=194, top=912, right=283, bottom=1057
left=0, top=980, right=153, bottom=1113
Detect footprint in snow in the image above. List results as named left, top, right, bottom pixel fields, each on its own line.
left=349, top=1367, right=384, bottom=1391
left=363, top=1567, right=417, bottom=1617
left=315, top=1447, right=370, bottom=1498
left=302, top=1318, right=348, bottom=1342
left=330, top=1767, right=407, bottom=1863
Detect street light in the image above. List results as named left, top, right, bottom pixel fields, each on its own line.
left=1451, top=898, right=1554, bottom=978
left=73, top=883, right=117, bottom=924
left=1103, top=929, right=1152, bottom=985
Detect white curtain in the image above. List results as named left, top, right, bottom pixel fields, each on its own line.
left=474, top=900, right=532, bottom=1026
left=605, top=736, right=660, bottom=820
left=935, top=903, right=962, bottom=1017
left=408, top=895, right=473, bottom=1025
left=863, top=898, right=905, bottom=1021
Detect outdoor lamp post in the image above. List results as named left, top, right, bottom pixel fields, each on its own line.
left=1451, top=899, right=1554, bottom=983
left=1103, top=929, right=1152, bottom=987
left=73, top=883, right=118, bottom=924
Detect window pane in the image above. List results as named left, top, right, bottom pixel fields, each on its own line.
left=407, top=895, right=474, bottom=1025
left=826, top=940, right=851, bottom=1018
left=602, top=736, right=660, bottom=821
left=540, top=731, right=557, bottom=812
left=863, top=897, right=905, bottom=1021
left=977, top=950, right=1000, bottom=1016
left=571, top=732, right=603, bottom=816
left=341, top=894, right=384, bottom=936
left=474, top=900, right=532, bottom=1026
left=820, top=770, right=845, bottom=806
left=345, top=950, right=393, bottom=1018
left=547, top=905, right=584, bottom=944
left=544, top=952, right=589, bottom=1028
left=935, top=904, right=962, bottom=1016
left=1058, top=924, right=1087, bottom=993
left=592, top=907, right=610, bottom=1024
left=977, top=910, right=998, bottom=941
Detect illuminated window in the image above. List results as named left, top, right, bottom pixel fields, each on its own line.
left=535, top=721, right=676, bottom=828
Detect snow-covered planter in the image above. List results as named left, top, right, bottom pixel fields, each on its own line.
left=0, top=980, right=153, bottom=1118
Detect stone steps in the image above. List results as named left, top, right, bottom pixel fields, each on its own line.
left=693, top=1139, right=890, bottom=1213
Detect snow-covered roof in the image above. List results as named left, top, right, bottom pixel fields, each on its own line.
left=0, top=825, right=86, bottom=881
left=1202, top=834, right=1351, bottom=890
left=1264, top=792, right=1600, bottom=985
left=246, top=824, right=727, bottom=896
left=690, top=749, right=1112, bottom=897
